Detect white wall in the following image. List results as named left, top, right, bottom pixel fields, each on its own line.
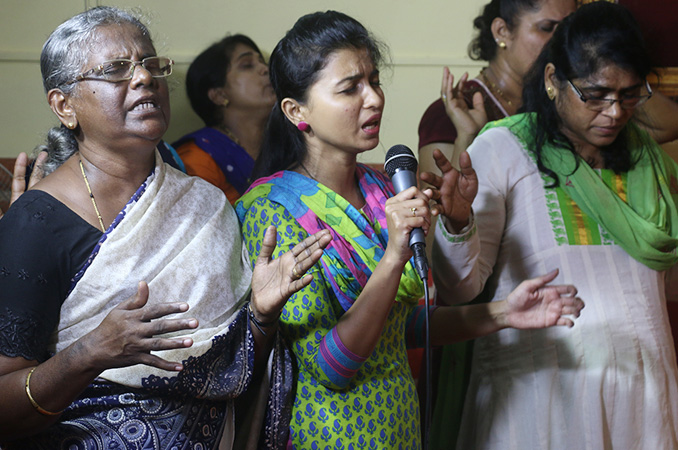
left=0, top=0, right=487, bottom=163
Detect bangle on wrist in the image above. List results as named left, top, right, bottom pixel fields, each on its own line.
left=247, top=302, right=277, bottom=337
left=25, top=367, right=64, bottom=416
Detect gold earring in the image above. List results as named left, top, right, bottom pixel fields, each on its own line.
left=498, top=41, right=507, bottom=49
left=222, top=99, right=230, bottom=107
left=67, top=122, right=75, bottom=129
left=546, top=86, right=555, bottom=100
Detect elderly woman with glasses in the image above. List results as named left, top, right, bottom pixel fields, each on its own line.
left=427, top=2, right=678, bottom=449
left=0, top=7, right=330, bottom=450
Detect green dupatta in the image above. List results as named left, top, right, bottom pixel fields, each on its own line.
left=481, top=112, right=678, bottom=271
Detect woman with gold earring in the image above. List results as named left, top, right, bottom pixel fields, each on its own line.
left=419, top=0, right=576, bottom=171
left=173, top=34, right=275, bottom=204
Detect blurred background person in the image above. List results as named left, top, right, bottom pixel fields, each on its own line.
left=173, top=34, right=275, bottom=204
left=419, top=0, right=576, bottom=172
left=0, top=151, right=47, bottom=219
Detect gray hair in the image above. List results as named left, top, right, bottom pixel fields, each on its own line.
left=37, top=6, right=152, bottom=174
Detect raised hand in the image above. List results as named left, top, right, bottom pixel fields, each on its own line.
left=421, top=148, right=478, bottom=231
left=250, top=226, right=332, bottom=323
left=440, top=67, right=488, bottom=147
left=1, top=151, right=48, bottom=219
left=83, top=281, right=198, bottom=372
left=504, top=269, right=584, bottom=329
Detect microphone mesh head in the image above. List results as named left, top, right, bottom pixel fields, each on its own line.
left=384, top=144, right=418, bottom=178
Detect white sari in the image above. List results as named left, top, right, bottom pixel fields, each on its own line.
left=14, top=155, right=294, bottom=450
left=54, top=152, right=253, bottom=389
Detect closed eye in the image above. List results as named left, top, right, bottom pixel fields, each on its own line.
left=538, top=20, right=559, bottom=33
left=101, top=61, right=129, bottom=76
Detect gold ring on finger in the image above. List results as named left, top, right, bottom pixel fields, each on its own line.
left=411, top=207, right=417, bottom=217
left=292, top=265, right=302, bottom=280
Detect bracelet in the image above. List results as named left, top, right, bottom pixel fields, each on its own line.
left=247, top=302, right=277, bottom=337
left=25, top=367, right=64, bottom=416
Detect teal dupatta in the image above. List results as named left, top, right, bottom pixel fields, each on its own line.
left=236, top=164, right=423, bottom=312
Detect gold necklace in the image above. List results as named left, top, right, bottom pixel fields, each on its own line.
left=480, top=67, right=514, bottom=107
left=216, top=125, right=240, bottom=146
left=78, top=158, right=106, bottom=232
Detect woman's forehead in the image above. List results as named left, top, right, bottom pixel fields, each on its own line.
left=84, top=23, right=154, bottom=58
left=322, top=48, right=375, bottom=78
left=575, top=64, right=642, bottom=88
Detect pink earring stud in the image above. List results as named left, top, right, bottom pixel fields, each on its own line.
left=297, top=121, right=309, bottom=132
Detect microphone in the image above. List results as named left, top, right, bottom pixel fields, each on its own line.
left=384, top=144, right=429, bottom=281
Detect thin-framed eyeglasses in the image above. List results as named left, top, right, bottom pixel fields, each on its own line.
left=70, top=56, right=174, bottom=84
left=567, top=78, right=653, bottom=111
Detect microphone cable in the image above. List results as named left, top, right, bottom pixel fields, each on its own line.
left=422, top=271, right=432, bottom=450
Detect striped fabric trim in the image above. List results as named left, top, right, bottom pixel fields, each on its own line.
left=318, top=327, right=367, bottom=388
left=552, top=172, right=627, bottom=246
left=436, top=214, right=476, bottom=244
left=556, top=187, right=602, bottom=246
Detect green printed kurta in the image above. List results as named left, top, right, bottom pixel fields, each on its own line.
left=237, top=168, right=424, bottom=449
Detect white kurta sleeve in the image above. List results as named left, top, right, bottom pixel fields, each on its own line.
left=431, top=127, right=520, bottom=305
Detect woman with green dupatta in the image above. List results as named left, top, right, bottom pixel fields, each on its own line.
left=430, top=2, right=678, bottom=449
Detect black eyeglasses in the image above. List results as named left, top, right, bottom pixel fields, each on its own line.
left=71, top=56, right=174, bottom=84
left=567, top=79, right=653, bottom=111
